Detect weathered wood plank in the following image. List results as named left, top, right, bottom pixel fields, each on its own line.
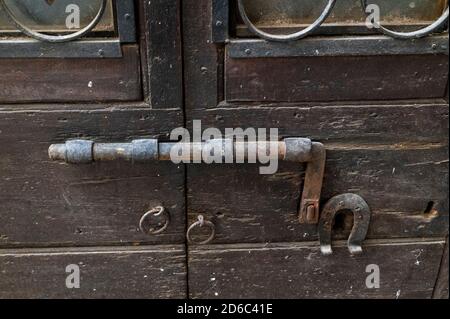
left=433, top=237, right=449, bottom=299
left=187, top=146, right=449, bottom=244
left=225, top=55, right=448, bottom=102
left=189, top=239, right=445, bottom=299
left=0, top=108, right=185, bottom=247
left=0, top=245, right=186, bottom=298
left=188, top=102, right=449, bottom=144
left=0, top=45, right=142, bottom=104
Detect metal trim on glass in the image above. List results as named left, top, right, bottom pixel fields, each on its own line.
left=237, top=0, right=337, bottom=42
left=0, top=0, right=136, bottom=58
left=233, top=0, right=449, bottom=42
left=0, top=0, right=107, bottom=43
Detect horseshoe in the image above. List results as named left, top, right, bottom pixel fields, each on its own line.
left=318, top=193, right=371, bottom=256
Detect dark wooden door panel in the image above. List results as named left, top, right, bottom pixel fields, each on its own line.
left=0, top=108, right=185, bottom=247
left=183, top=0, right=449, bottom=298
left=189, top=239, right=445, bottom=299
left=0, top=0, right=187, bottom=299
left=225, top=54, right=449, bottom=102
left=0, top=45, right=142, bottom=104
left=0, top=245, right=186, bottom=298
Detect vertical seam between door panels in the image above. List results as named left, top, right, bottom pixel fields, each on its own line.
left=178, top=0, right=190, bottom=299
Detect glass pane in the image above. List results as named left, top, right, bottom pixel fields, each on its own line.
left=239, top=0, right=447, bottom=26
left=0, top=0, right=114, bottom=33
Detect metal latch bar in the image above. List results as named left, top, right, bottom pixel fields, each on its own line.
left=49, top=138, right=326, bottom=224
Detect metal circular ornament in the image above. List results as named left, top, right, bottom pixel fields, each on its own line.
left=361, top=0, right=449, bottom=39
left=186, top=215, right=216, bottom=245
left=0, top=0, right=107, bottom=43
left=237, top=0, right=337, bottom=42
left=139, top=206, right=170, bottom=235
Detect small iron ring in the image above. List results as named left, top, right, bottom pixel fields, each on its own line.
left=361, top=0, right=449, bottom=39
left=186, top=215, right=215, bottom=245
left=237, top=0, right=337, bottom=42
left=139, top=206, right=170, bottom=235
left=0, top=0, right=107, bottom=43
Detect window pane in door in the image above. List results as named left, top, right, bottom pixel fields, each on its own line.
left=0, top=0, right=114, bottom=34
left=238, top=0, right=447, bottom=28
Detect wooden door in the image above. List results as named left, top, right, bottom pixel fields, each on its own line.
left=0, top=0, right=186, bottom=298
left=183, top=0, right=449, bottom=299
left=1, top=0, right=448, bottom=299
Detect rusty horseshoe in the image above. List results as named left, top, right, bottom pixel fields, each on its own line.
left=318, top=193, right=371, bottom=256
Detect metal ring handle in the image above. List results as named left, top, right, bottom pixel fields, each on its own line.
left=0, top=0, right=107, bottom=43
left=361, top=0, right=449, bottom=39
left=186, top=215, right=215, bottom=245
left=237, top=0, right=337, bottom=42
left=139, top=206, right=170, bottom=235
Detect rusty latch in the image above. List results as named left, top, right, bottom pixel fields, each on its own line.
left=49, top=138, right=326, bottom=224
